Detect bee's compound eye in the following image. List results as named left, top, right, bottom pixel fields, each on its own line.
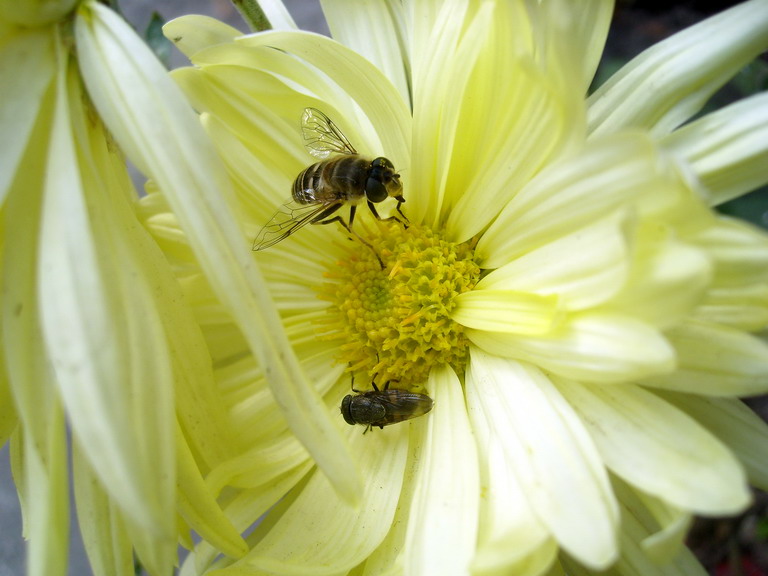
left=365, top=177, right=388, bottom=202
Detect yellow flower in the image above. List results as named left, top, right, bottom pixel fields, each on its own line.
left=146, top=0, right=768, bottom=574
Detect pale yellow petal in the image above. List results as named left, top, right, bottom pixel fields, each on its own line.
left=468, top=313, right=675, bottom=384
left=477, top=210, right=632, bottom=310
left=75, top=1, right=361, bottom=503
left=603, top=223, right=712, bottom=329
left=588, top=0, right=768, bottom=138
left=73, top=442, right=134, bottom=576
left=477, top=133, right=686, bottom=268
left=686, top=217, right=768, bottom=288
left=320, top=0, right=410, bottom=105
left=657, top=393, right=768, bottom=491
left=225, top=425, right=409, bottom=575
left=452, top=289, right=562, bottom=335
left=404, top=365, right=480, bottom=576
left=468, top=351, right=619, bottom=569
left=645, top=321, right=768, bottom=396
left=175, top=422, right=248, bottom=559
left=555, top=379, right=750, bottom=514
left=0, top=27, right=55, bottom=206
left=467, top=373, right=557, bottom=576
left=443, top=1, right=585, bottom=241
left=37, top=52, right=176, bottom=573
left=12, top=412, right=70, bottom=576
left=662, top=92, right=768, bottom=206
left=694, top=284, right=768, bottom=331
left=163, top=14, right=242, bottom=59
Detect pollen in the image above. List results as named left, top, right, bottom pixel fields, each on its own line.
left=317, top=221, right=481, bottom=388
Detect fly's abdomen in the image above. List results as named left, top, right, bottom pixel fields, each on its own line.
left=292, top=156, right=369, bottom=204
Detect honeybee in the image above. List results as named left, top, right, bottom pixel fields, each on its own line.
left=252, top=107, right=407, bottom=252
left=341, top=380, right=434, bottom=434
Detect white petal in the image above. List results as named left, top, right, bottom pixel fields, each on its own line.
left=605, top=225, right=712, bottom=330
left=441, top=1, right=585, bottom=241
left=645, top=321, right=768, bottom=396
left=534, top=0, right=613, bottom=94
left=657, top=392, right=768, bottom=492
left=73, top=442, right=134, bottom=576
left=232, top=425, right=409, bottom=574
left=0, top=28, right=55, bottom=206
left=466, top=370, right=557, bottom=576
left=404, top=364, right=480, bottom=576
left=686, top=217, right=768, bottom=287
left=468, top=350, right=619, bottom=569
left=253, top=0, right=298, bottom=30
left=468, top=312, right=675, bottom=384
left=175, top=423, right=248, bottom=559
left=477, top=133, right=685, bottom=269
left=662, top=92, right=768, bottom=206
left=320, top=0, right=410, bottom=106
left=477, top=210, right=632, bottom=310
left=36, top=48, right=176, bottom=572
left=237, top=30, right=411, bottom=167
left=588, top=0, right=768, bottom=138
left=555, top=379, right=750, bottom=514
left=75, top=2, right=361, bottom=503
left=162, top=14, right=242, bottom=59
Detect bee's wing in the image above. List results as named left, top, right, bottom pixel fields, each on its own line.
left=252, top=198, right=343, bottom=251
left=301, top=107, right=358, bottom=159
left=377, top=390, right=434, bottom=426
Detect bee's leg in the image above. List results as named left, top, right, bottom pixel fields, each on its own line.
left=363, top=424, right=372, bottom=435
left=367, top=199, right=409, bottom=228
left=371, top=381, right=381, bottom=392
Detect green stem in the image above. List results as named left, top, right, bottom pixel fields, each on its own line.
left=230, top=0, right=271, bottom=32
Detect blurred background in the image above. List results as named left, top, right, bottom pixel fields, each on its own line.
left=1, top=1, right=766, bottom=574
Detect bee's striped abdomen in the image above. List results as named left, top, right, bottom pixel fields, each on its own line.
left=292, top=156, right=369, bottom=204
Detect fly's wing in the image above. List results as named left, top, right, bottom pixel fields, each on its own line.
left=301, top=107, right=357, bottom=159
left=252, top=198, right=343, bottom=251
left=376, top=390, right=434, bottom=427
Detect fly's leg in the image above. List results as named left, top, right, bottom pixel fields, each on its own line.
left=316, top=205, right=384, bottom=269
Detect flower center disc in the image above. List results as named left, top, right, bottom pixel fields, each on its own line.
left=318, top=221, right=480, bottom=388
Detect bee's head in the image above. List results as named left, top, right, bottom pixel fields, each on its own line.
left=366, top=157, right=402, bottom=203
